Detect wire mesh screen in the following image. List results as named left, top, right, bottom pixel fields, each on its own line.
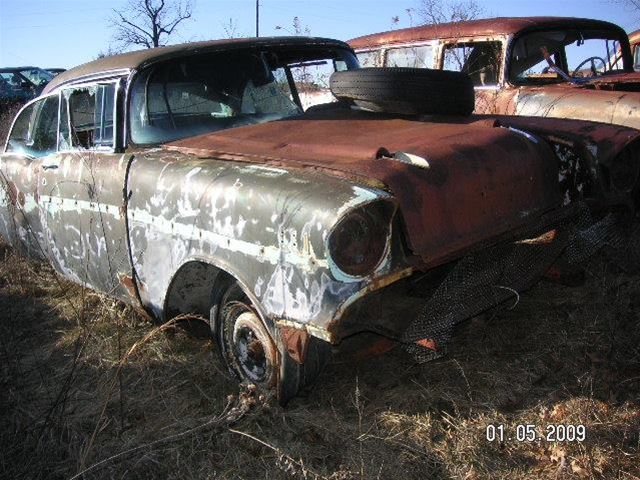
left=402, top=205, right=639, bottom=362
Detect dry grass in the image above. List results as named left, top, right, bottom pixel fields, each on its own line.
left=0, top=239, right=639, bottom=479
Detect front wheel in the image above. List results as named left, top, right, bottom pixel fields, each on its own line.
left=213, top=280, right=330, bottom=404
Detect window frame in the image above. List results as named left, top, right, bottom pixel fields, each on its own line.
left=505, top=28, right=634, bottom=87
left=59, top=80, right=120, bottom=154
left=3, top=91, right=60, bottom=157
left=383, top=42, right=437, bottom=69
left=355, top=49, right=383, bottom=68
left=439, top=38, right=506, bottom=90
left=3, top=78, right=123, bottom=156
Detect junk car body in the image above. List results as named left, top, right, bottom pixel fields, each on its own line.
left=1, top=36, right=638, bottom=402
left=349, top=17, right=640, bottom=130
left=45, top=68, right=66, bottom=77
left=0, top=67, right=53, bottom=106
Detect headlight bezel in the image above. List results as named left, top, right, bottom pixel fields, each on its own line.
left=327, top=200, right=395, bottom=278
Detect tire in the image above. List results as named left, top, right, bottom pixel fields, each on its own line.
left=277, top=333, right=331, bottom=404
left=330, top=67, right=475, bottom=116
left=212, top=280, right=331, bottom=404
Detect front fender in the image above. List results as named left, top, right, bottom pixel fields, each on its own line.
left=126, top=150, right=408, bottom=341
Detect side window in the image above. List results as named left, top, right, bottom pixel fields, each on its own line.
left=385, top=45, right=434, bottom=68
left=356, top=50, right=382, bottom=67
left=443, top=41, right=502, bottom=86
left=6, top=95, right=59, bottom=158
left=63, top=83, right=115, bottom=150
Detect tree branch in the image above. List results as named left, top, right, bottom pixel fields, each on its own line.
left=109, top=0, right=194, bottom=50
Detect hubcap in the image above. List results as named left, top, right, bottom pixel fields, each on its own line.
left=231, top=310, right=276, bottom=385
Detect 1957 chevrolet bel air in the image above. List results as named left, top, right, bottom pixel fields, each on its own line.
left=1, top=36, right=638, bottom=402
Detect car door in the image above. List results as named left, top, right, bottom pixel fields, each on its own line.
left=0, top=93, right=60, bottom=258
left=38, top=80, right=136, bottom=303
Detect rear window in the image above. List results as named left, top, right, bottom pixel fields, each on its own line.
left=386, top=45, right=435, bottom=69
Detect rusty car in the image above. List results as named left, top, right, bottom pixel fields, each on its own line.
left=1, top=36, right=639, bottom=403
left=349, top=17, right=640, bottom=130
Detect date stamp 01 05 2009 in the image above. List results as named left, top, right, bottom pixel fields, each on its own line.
left=485, top=424, right=586, bottom=443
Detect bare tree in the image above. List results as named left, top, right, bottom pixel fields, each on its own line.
left=111, top=0, right=194, bottom=50
left=412, top=0, right=484, bottom=25
left=222, top=18, right=239, bottom=39
left=611, top=0, right=640, bottom=25
left=615, top=0, right=640, bottom=10
left=95, top=47, right=118, bottom=60
left=275, top=16, right=310, bottom=36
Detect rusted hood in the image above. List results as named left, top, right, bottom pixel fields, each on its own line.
left=165, top=109, right=561, bottom=264
left=545, top=72, right=640, bottom=91
left=585, top=71, right=640, bottom=87
left=485, top=114, right=640, bottom=164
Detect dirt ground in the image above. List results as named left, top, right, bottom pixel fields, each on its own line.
left=0, top=238, right=638, bottom=480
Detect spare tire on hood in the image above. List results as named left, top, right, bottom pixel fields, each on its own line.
left=329, top=67, right=475, bottom=116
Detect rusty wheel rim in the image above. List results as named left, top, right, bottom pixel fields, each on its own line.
left=223, top=302, right=276, bottom=386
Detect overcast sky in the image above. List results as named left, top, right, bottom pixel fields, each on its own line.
left=1, top=0, right=638, bottom=68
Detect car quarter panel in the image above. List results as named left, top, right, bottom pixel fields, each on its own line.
left=125, top=151, right=405, bottom=342
left=510, top=87, right=640, bottom=130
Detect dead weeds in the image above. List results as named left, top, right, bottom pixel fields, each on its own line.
left=0, top=242, right=639, bottom=479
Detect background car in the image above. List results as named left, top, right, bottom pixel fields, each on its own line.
left=0, top=66, right=53, bottom=106
left=349, top=17, right=640, bottom=130
left=45, top=68, right=66, bottom=76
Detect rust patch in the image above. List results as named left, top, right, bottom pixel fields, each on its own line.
left=516, top=229, right=557, bottom=245
left=120, top=274, right=137, bottom=298
left=6, top=181, right=18, bottom=206
left=353, top=337, right=396, bottom=361
left=280, top=326, right=310, bottom=364
left=416, top=338, right=438, bottom=351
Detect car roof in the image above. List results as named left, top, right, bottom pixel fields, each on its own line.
left=43, top=36, right=351, bottom=94
left=348, top=16, right=627, bottom=49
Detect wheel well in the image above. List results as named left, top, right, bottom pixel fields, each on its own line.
left=164, top=261, right=234, bottom=337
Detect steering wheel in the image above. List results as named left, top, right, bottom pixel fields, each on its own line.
left=572, top=56, right=607, bottom=77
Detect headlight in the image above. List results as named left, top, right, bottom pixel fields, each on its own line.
left=328, top=201, right=394, bottom=277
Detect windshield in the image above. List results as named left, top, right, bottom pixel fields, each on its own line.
left=19, top=68, right=54, bottom=86
left=509, top=29, right=629, bottom=84
left=129, top=46, right=358, bottom=145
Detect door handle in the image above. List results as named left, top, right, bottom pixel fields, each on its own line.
left=42, top=164, right=59, bottom=170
